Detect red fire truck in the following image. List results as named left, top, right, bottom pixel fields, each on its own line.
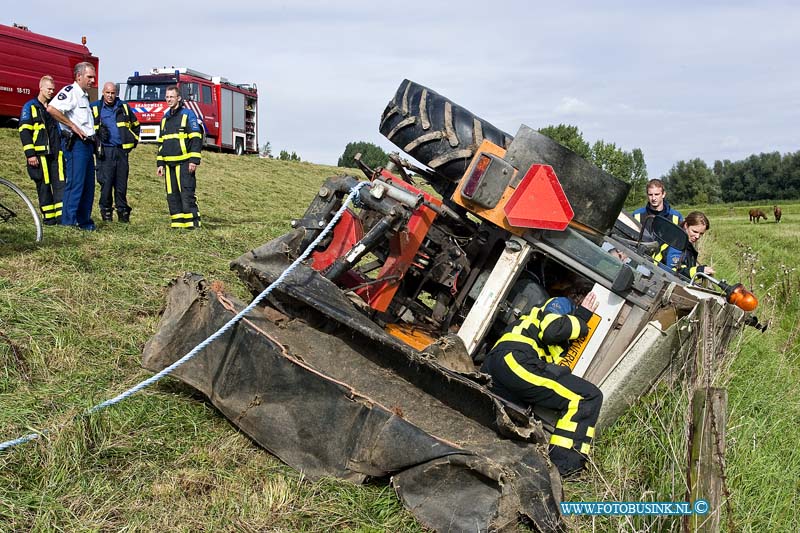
left=0, top=23, right=99, bottom=123
left=124, top=67, right=258, bottom=155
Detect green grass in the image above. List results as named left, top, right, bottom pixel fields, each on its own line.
left=2, top=125, right=799, bottom=531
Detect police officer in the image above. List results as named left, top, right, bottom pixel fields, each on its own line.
left=91, top=82, right=140, bottom=223
left=156, top=85, right=202, bottom=229
left=47, top=61, right=97, bottom=231
left=18, top=75, right=64, bottom=225
left=481, top=294, right=603, bottom=477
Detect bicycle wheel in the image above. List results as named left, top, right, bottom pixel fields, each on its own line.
left=0, top=177, right=43, bottom=244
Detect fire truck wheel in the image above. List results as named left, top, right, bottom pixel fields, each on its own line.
left=235, top=140, right=245, bottom=156
left=379, top=79, right=513, bottom=182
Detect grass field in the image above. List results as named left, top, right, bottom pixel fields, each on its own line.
left=1, top=126, right=798, bottom=532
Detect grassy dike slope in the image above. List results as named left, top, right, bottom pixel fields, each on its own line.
left=1, top=126, right=799, bottom=531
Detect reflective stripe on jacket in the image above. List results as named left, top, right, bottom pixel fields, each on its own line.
left=19, top=99, right=53, bottom=157
left=156, top=104, right=202, bottom=166
left=90, top=99, right=140, bottom=152
left=493, top=298, right=590, bottom=366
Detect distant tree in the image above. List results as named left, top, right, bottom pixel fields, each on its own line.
left=662, top=159, right=720, bottom=204
left=539, top=124, right=648, bottom=205
left=537, top=124, right=591, bottom=159
left=338, top=141, right=388, bottom=169
left=278, top=150, right=290, bottom=160
left=290, top=151, right=300, bottom=162
left=629, top=148, right=649, bottom=207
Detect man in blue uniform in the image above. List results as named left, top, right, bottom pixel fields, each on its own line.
left=91, top=82, right=140, bottom=222
left=47, top=62, right=97, bottom=231
left=18, top=75, right=64, bottom=225
left=632, top=179, right=683, bottom=226
left=156, top=85, right=203, bottom=229
left=481, top=294, right=603, bottom=477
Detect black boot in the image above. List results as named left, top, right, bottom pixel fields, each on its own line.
left=548, top=445, right=586, bottom=478
left=118, top=208, right=131, bottom=223
left=101, top=208, right=113, bottom=222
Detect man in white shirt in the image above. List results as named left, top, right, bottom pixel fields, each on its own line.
left=48, top=62, right=97, bottom=230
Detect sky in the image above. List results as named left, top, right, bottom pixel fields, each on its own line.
left=8, top=1, right=799, bottom=179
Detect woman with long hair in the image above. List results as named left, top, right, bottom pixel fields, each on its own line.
left=657, top=211, right=716, bottom=279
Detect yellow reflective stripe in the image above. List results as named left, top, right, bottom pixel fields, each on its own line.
left=116, top=121, right=127, bottom=127
left=19, top=124, right=35, bottom=131
left=160, top=133, right=190, bottom=140
left=503, top=352, right=582, bottom=434
left=165, top=166, right=172, bottom=194
left=170, top=213, right=193, bottom=220
left=58, top=152, right=64, bottom=181
left=633, top=212, right=641, bottom=222
left=187, top=132, right=202, bottom=139
left=652, top=242, right=669, bottom=264
left=179, top=114, right=188, bottom=155
left=121, top=143, right=135, bottom=150
left=31, top=106, right=38, bottom=118
left=688, top=266, right=698, bottom=278
left=672, top=214, right=679, bottom=224
left=580, top=442, right=591, bottom=454
left=22, top=143, right=35, bottom=151
left=41, top=156, right=50, bottom=184
left=550, top=434, right=574, bottom=449
left=538, top=313, right=561, bottom=339
left=586, top=426, right=595, bottom=439
left=495, top=332, right=539, bottom=350
left=171, top=221, right=195, bottom=228
left=160, top=153, right=200, bottom=162
left=567, top=315, right=581, bottom=336
left=555, top=417, right=578, bottom=433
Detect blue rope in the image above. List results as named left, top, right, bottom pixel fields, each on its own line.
left=0, top=182, right=369, bottom=452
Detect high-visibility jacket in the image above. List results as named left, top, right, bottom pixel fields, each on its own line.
left=18, top=98, right=59, bottom=158
left=90, top=98, right=140, bottom=152
left=655, top=241, right=706, bottom=280
left=492, top=298, right=591, bottom=367
left=156, top=103, right=202, bottom=167
left=632, top=199, right=683, bottom=226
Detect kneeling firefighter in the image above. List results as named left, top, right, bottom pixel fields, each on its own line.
left=481, top=294, right=603, bottom=476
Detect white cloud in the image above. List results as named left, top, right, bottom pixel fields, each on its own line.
left=555, top=97, right=592, bottom=115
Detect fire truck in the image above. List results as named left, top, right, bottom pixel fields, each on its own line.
left=124, top=67, right=258, bottom=155
left=0, top=23, right=99, bottom=123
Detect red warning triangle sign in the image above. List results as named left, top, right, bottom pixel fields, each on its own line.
left=503, top=164, right=574, bottom=230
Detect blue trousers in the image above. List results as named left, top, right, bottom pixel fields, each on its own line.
left=61, top=137, right=95, bottom=228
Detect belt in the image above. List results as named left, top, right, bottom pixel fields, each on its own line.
left=80, top=135, right=96, bottom=143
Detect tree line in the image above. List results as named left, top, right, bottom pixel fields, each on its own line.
left=665, top=152, right=800, bottom=205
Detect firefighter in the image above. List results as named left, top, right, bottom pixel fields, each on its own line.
left=156, top=85, right=202, bottom=229
left=481, top=294, right=603, bottom=477
left=655, top=211, right=716, bottom=280
left=90, top=82, right=140, bottom=223
left=632, top=178, right=683, bottom=226
left=18, top=75, right=64, bottom=225
left=47, top=62, right=98, bottom=231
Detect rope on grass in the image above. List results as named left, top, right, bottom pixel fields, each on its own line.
left=0, top=181, right=370, bottom=452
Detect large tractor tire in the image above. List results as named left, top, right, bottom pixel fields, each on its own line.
left=380, top=79, right=514, bottom=182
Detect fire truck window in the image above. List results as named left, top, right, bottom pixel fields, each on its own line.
left=181, top=83, right=199, bottom=101
left=202, top=85, right=213, bottom=104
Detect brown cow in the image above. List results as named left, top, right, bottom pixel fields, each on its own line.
left=749, top=209, right=767, bottom=223
left=774, top=205, right=782, bottom=223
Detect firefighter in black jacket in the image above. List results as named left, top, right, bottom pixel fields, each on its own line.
left=91, top=82, right=140, bottom=222
left=481, top=294, right=603, bottom=477
left=156, top=85, right=202, bottom=228
left=18, top=75, right=64, bottom=225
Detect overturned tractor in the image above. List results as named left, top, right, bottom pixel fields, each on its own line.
left=143, top=80, right=757, bottom=531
